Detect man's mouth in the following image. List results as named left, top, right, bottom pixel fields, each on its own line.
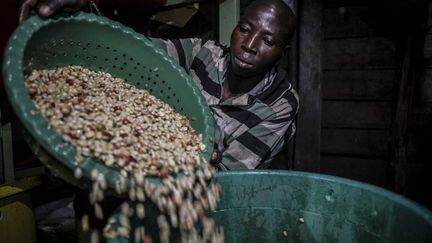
left=234, top=56, right=253, bottom=69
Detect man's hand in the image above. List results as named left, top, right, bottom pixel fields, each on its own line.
left=19, top=0, right=88, bottom=23
left=210, top=149, right=222, bottom=165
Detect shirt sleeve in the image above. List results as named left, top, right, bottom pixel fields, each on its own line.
left=150, top=37, right=203, bottom=71
left=219, top=89, right=299, bottom=170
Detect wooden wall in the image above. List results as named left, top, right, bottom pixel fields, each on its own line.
left=316, top=0, right=432, bottom=208
left=320, top=1, right=395, bottom=187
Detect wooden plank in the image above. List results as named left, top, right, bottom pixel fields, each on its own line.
left=409, top=102, right=432, bottom=130
left=404, top=187, right=432, bottom=209
left=322, top=101, right=392, bottom=129
left=404, top=162, right=432, bottom=186
left=423, top=34, right=432, bottom=67
left=404, top=163, right=432, bottom=188
left=1, top=122, right=14, bottom=183
left=323, top=69, right=395, bottom=100
left=219, top=0, right=240, bottom=45
left=428, top=2, right=432, bottom=34
left=294, top=0, right=323, bottom=172
left=326, top=2, right=431, bottom=33
left=323, top=37, right=396, bottom=70
left=324, top=6, right=379, bottom=39
left=405, top=102, right=432, bottom=159
left=391, top=4, right=429, bottom=191
left=321, top=128, right=390, bottom=157
left=418, top=69, right=432, bottom=102
left=396, top=162, right=432, bottom=209
left=324, top=0, right=372, bottom=8
left=285, top=0, right=299, bottom=169
left=321, top=155, right=388, bottom=187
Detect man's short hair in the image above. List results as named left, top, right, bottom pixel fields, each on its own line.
left=246, top=0, right=297, bottom=44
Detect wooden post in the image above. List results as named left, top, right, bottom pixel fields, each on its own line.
left=286, top=0, right=299, bottom=169
left=294, top=0, right=323, bottom=172
left=391, top=0, right=429, bottom=193
left=1, top=123, right=14, bottom=183
left=219, top=0, right=240, bottom=46
left=1, top=100, right=14, bottom=183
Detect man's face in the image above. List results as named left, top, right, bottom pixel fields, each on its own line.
left=230, top=3, right=287, bottom=78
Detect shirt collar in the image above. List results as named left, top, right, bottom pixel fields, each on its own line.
left=218, top=58, right=278, bottom=106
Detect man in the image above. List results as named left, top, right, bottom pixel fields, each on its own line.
left=19, top=0, right=298, bottom=170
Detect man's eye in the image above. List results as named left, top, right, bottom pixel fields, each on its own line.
left=264, top=39, right=274, bottom=46
left=239, top=26, right=249, bottom=33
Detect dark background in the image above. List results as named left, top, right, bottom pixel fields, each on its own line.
left=1, top=2, right=431, bottom=241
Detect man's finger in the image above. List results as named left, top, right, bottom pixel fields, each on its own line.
left=37, top=0, right=63, bottom=17
left=37, top=0, right=84, bottom=17
left=210, top=150, right=221, bottom=164
left=19, top=0, right=38, bottom=22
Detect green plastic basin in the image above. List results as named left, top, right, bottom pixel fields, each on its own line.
left=108, top=170, right=432, bottom=243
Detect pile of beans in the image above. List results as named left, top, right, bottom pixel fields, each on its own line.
left=25, top=66, right=224, bottom=243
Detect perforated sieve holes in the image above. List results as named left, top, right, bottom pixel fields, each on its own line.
left=46, top=39, right=184, bottom=112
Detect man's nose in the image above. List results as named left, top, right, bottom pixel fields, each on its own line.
left=241, top=34, right=258, bottom=55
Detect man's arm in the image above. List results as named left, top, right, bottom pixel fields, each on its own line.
left=150, top=38, right=204, bottom=71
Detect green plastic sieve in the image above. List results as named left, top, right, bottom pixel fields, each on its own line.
left=2, top=12, right=215, bottom=188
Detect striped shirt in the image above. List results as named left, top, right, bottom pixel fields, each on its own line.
left=151, top=38, right=299, bottom=169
